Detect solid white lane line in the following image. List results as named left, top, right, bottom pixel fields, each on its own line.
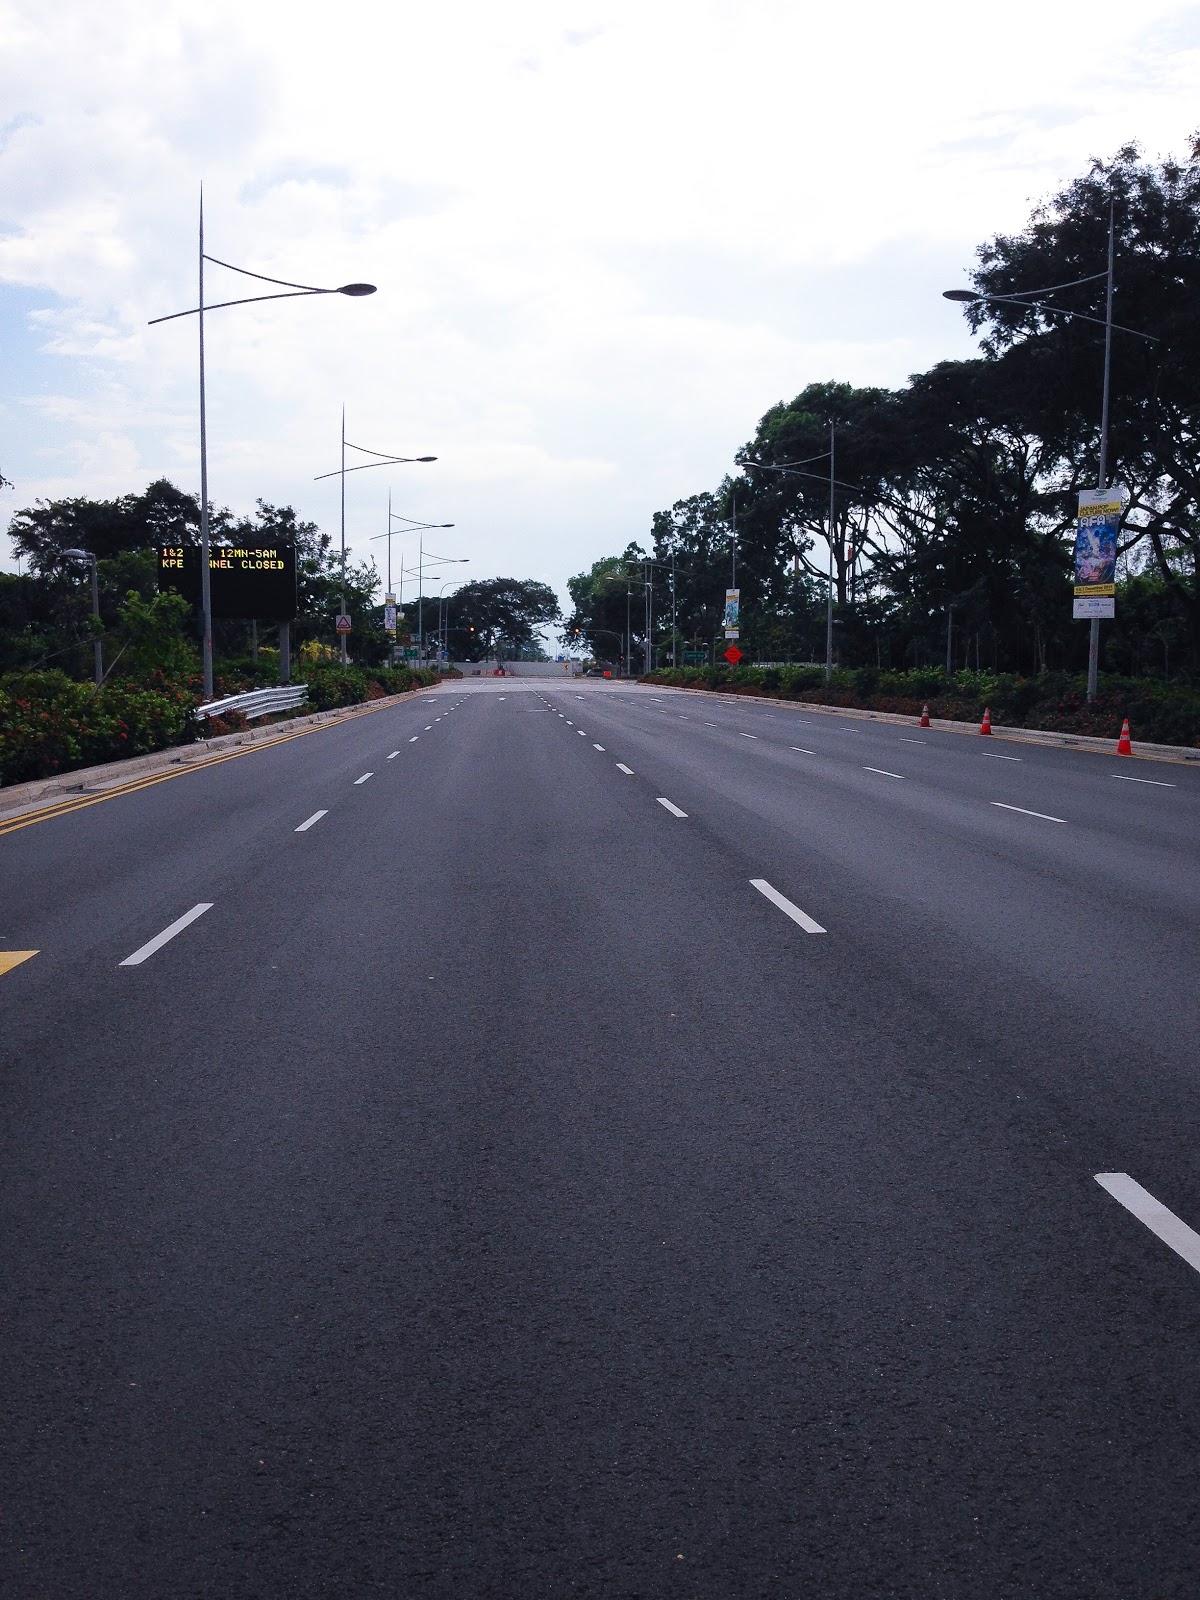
left=120, top=903, right=213, bottom=967
left=354, top=773, right=374, bottom=784
left=991, top=802, right=1067, bottom=823
left=982, top=752, right=1022, bottom=761
left=657, top=798, right=688, bottom=818
left=864, top=766, right=905, bottom=779
left=295, top=810, right=328, bottom=832
left=750, top=879, right=826, bottom=934
left=1113, top=774, right=1175, bottom=787
left=387, top=751, right=400, bottom=760
left=1096, top=1174, right=1200, bottom=1275
left=617, top=763, right=634, bottom=775
left=791, top=747, right=816, bottom=755
left=739, top=732, right=759, bottom=739
left=593, top=743, right=605, bottom=751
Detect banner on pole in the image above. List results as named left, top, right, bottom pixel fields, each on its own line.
left=1074, top=488, right=1123, bottom=613
left=384, top=602, right=397, bottom=634
left=723, top=589, right=740, bottom=630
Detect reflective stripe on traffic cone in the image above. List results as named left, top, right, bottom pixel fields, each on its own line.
left=980, top=707, right=992, bottom=735
left=919, top=703, right=931, bottom=728
left=1117, top=717, right=1133, bottom=756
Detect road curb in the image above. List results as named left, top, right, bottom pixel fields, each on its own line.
left=638, top=684, right=1200, bottom=766
left=0, top=687, right=435, bottom=825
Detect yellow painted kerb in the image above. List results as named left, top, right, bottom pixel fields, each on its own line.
left=0, top=951, right=38, bottom=975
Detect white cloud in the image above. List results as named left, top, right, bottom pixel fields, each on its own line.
left=2, top=0, right=1198, bottom=609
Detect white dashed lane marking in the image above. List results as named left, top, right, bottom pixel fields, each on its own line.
left=656, top=798, right=688, bottom=818
left=864, top=767, right=904, bottom=780
left=1096, top=1174, right=1200, bottom=1275
left=991, top=802, right=1067, bottom=824
left=295, top=810, right=328, bottom=832
left=120, top=903, right=213, bottom=967
left=354, top=773, right=373, bottom=785
left=617, top=764, right=634, bottom=775
left=750, top=879, right=826, bottom=934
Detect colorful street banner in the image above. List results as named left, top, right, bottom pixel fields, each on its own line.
left=723, top=588, right=740, bottom=629
left=384, top=600, right=397, bottom=634
left=1074, top=488, right=1123, bottom=593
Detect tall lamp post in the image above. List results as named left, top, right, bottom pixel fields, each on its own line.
left=944, top=202, right=1158, bottom=702
left=315, top=419, right=436, bottom=662
left=743, top=444, right=839, bottom=680
left=371, top=496, right=455, bottom=596
left=64, top=548, right=102, bottom=687
left=413, top=544, right=469, bottom=663
left=435, top=578, right=461, bottom=663
left=150, top=190, right=377, bottom=699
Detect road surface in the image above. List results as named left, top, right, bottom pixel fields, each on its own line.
left=2, top=677, right=1199, bottom=1597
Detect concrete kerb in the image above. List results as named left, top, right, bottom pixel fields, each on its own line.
left=638, top=683, right=1200, bottom=767
left=0, top=687, right=435, bottom=825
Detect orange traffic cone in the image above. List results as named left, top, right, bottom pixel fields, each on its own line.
left=1116, top=717, right=1132, bottom=756
left=980, top=707, right=992, bottom=735
left=919, top=703, right=931, bottom=728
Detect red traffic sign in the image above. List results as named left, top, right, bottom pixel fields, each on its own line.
left=724, top=645, right=743, bottom=664
left=335, top=614, right=352, bottom=634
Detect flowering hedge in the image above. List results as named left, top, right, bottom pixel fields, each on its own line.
left=642, top=664, right=1200, bottom=747
left=0, top=670, right=198, bottom=786
left=0, top=664, right=441, bottom=787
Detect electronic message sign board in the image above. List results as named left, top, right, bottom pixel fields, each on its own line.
left=159, top=544, right=297, bottom=620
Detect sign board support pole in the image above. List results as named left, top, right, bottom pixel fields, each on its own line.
left=279, top=620, right=290, bottom=686
left=1088, top=202, right=1117, bottom=706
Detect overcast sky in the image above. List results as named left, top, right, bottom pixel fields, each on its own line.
left=2, top=0, right=1198, bottom=628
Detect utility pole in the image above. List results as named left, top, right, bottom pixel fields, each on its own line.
left=825, top=421, right=836, bottom=683
left=1088, top=201, right=1117, bottom=704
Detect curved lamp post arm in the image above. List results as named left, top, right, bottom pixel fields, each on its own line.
left=942, top=288, right=1159, bottom=344
left=313, top=456, right=436, bottom=481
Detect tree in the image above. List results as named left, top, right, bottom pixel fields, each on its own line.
left=959, top=137, right=1200, bottom=672
left=442, top=578, right=561, bottom=661
left=565, top=552, right=641, bottom=665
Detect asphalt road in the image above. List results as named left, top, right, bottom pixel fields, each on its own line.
left=2, top=678, right=1199, bottom=1598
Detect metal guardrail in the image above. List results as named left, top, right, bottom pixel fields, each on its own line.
left=195, top=685, right=309, bottom=721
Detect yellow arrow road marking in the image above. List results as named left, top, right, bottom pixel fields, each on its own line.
left=0, top=951, right=38, bottom=975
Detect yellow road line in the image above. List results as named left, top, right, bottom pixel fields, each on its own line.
left=0, top=951, right=38, bottom=975
left=0, top=700, right=396, bottom=840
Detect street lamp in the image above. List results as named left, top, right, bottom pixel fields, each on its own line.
left=64, top=548, right=102, bottom=687
left=149, top=189, right=377, bottom=698
left=435, top=578, right=462, bottom=665
left=943, top=202, right=1158, bottom=701
left=371, top=496, right=454, bottom=598
left=314, top=418, right=437, bottom=663
left=743, top=445, right=839, bottom=680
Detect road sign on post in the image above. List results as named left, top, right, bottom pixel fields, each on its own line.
left=335, top=614, right=352, bottom=635
left=724, top=645, right=743, bottom=664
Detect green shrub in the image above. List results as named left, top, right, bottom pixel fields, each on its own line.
left=639, top=662, right=1200, bottom=746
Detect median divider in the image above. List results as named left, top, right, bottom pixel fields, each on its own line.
left=0, top=687, right=431, bottom=827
